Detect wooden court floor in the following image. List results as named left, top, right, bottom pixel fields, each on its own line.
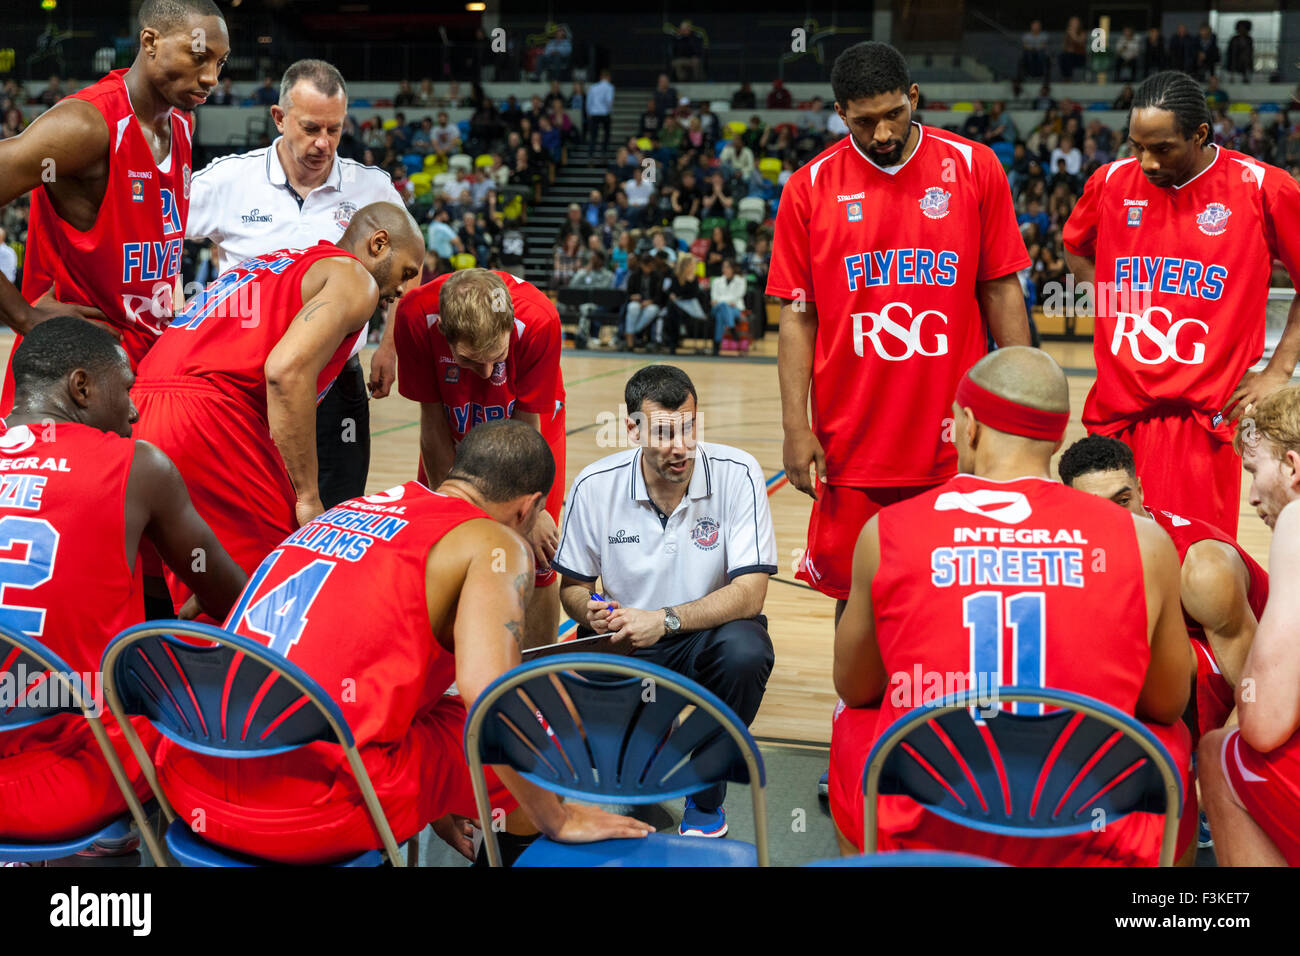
left=366, top=337, right=1274, bottom=747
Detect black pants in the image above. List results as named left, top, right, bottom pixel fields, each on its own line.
left=588, top=114, right=611, bottom=158
left=633, top=615, right=774, bottom=809
left=316, top=355, right=370, bottom=508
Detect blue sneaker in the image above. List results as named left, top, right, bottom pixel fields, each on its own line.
left=818, top=770, right=830, bottom=800
left=1198, top=811, right=1214, bottom=850
left=680, top=798, right=727, bottom=837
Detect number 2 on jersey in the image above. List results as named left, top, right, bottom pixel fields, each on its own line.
left=0, top=516, right=59, bottom=639
left=963, top=591, right=1046, bottom=715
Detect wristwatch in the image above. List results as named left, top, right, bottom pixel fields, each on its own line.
left=662, top=606, right=681, bottom=634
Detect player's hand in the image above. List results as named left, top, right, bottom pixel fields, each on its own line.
left=783, top=427, right=827, bottom=500
left=295, top=495, right=326, bottom=528
left=1222, top=368, right=1291, bottom=425
left=28, top=290, right=113, bottom=338
left=586, top=595, right=621, bottom=633
left=606, top=606, right=666, bottom=649
left=431, top=813, right=476, bottom=862
left=527, top=508, right=559, bottom=567
left=176, top=594, right=203, bottom=620
left=368, top=337, right=397, bottom=398
left=549, top=803, right=655, bottom=844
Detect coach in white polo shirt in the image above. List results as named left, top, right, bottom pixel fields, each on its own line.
left=186, top=59, right=404, bottom=507
left=552, top=364, right=776, bottom=838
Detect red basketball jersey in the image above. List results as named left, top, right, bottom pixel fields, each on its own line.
left=394, top=270, right=565, bottom=441
left=135, top=241, right=362, bottom=408
left=1063, top=146, right=1300, bottom=437
left=765, top=125, right=1030, bottom=486
left=872, top=474, right=1150, bottom=730
left=16, top=70, right=193, bottom=372
left=1146, top=505, right=1268, bottom=645
left=216, top=482, right=487, bottom=778
left=0, top=421, right=144, bottom=757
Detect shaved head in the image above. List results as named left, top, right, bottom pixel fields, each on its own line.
left=966, top=346, right=1069, bottom=415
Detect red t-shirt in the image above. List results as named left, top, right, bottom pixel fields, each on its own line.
left=766, top=125, right=1030, bottom=485
left=394, top=270, right=565, bottom=440
left=135, top=242, right=363, bottom=409
left=1063, top=146, right=1300, bottom=436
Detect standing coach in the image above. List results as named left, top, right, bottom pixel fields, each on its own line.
left=185, top=59, right=405, bottom=505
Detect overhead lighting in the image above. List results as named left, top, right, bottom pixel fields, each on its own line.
left=466, top=2, right=486, bottom=10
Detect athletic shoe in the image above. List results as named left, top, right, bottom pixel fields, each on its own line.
left=1198, top=811, right=1213, bottom=850
left=75, top=834, right=140, bottom=858
left=679, top=798, right=727, bottom=837
left=818, top=770, right=829, bottom=800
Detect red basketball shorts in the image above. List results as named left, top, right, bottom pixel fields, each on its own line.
left=0, top=714, right=160, bottom=842
left=796, top=482, right=944, bottom=601
left=1192, top=639, right=1235, bottom=740
left=829, top=699, right=1195, bottom=865
left=155, top=693, right=516, bottom=864
left=1218, top=726, right=1300, bottom=866
left=1106, top=414, right=1242, bottom=538
left=417, top=404, right=566, bottom=588
left=132, top=378, right=298, bottom=613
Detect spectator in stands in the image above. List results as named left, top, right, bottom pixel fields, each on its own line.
left=1205, top=75, right=1229, bottom=112
left=1213, top=109, right=1234, bottom=145
left=0, top=227, right=14, bottom=284
left=557, top=202, right=593, bottom=248
left=395, top=80, right=417, bottom=107
left=1168, top=24, right=1197, bottom=74
left=1049, top=133, right=1082, bottom=176
left=581, top=188, right=605, bottom=229
left=610, top=229, right=632, bottom=273
left=552, top=232, right=583, bottom=289
left=468, top=168, right=496, bottom=214
left=624, top=164, right=656, bottom=226
left=469, top=97, right=504, bottom=154
left=623, top=252, right=668, bottom=349
left=444, top=80, right=468, bottom=108
left=1142, top=27, right=1168, bottom=77
left=685, top=116, right=706, bottom=152
left=417, top=78, right=435, bottom=107
left=1018, top=197, right=1050, bottom=236
left=802, top=96, right=830, bottom=137
left=586, top=68, right=615, bottom=165
left=704, top=224, right=732, bottom=278
left=777, top=155, right=796, bottom=187
left=1115, top=26, right=1141, bottom=81
left=1019, top=20, right=1050, bottom=82
left=438, top=168, right=471, bottom=217
left=670, top=170, right=702, bottom=218
left=524, top=95, right=546, bottom=129
left=653, top=73, right=679, bottom=117
left=1226, top=19, right=1254, bottom=83
left=731, top=82, right=756, bottom=110
left=742, top=233, right=770, bottom=284
left=982, top=101, right=1015, bottom=145
left=647, top=227, right=677, bottom=264
left=1080, top=136, right=1108, bottom=176
left=767, top=78, right=792, bottom=109
left=660, top=115, right=685, bottom=152
left=601, top=207, right=626, bottom=249
left=720, top=135, right=758, bottom=185
left=1033, top=82, right=1056, bottom=112
left=639, top=98, right=664, bottom=138
left=671, top=20, right=705, bottom=81
left=538, top=26, right=572, bottom=80
left=962, top=100, right=989, bottom=141
left=527, top=129, right=552, bottom=181
left=1007, top=141, right=1031, bottom=195
left=426, top=207, right=460, bottom=260
left=698, top=102, right=721, bottom=147
left=1047, top=181, right=1075, bottom=224
left=1112, top=84, right=1135, bottom=110
left=209, top=76, right=235, bottom=106
left=255, top=74, right=277, bottom=106
left=410, top=117, right=434, bottom=153
left=600, top=170, right=624, bottom=206
left=700, top=171, right=735, bottom=220
left=1195, top=22, right=1221, bottom=80
left=663, top=253, right=706, bottom=351
left=571, top=250, right=614, bottom=290
left=1, top=107, right=25, bottom=139
left=539, top=115, right=563, bottom=163
left=1284, top=125, right=1300, bottom=169
left=36, top=75, right=62, bottom=106
left=1048, top=156, right=1079, bottom=194
left=1060, top=16, right=1087, bottom=80
left=710, top=257, right=747, bottom=355
left=544, top=79, right=565, bottom=114
left=500, top=95, right=523, bottom=131
left=457, top=211, right=492, bottom=265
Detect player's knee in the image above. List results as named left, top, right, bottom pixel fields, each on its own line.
left=1197, top=728, right=1229, bottom=795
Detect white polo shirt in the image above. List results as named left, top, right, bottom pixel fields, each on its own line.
left=187, top=136, right=403, bottom=273
left=552, top=441, right=778, bottom=612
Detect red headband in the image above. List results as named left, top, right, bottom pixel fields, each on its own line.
left=954, top=373, right=1068, bottom=441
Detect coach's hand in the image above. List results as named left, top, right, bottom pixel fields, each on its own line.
left=28, top=290, right=112, bottom=338
left=607, top=606, right=666, bottom=649
left=368, top=337, right=397, bottom=398
left=1224, top=368, right=1291, bottom=424
left=295, top=495, right=326, bottom=528
left=528, top=509, right=559, bottom=568
left=784, top=427, right=827, bottom=499
left=586, top=595, right=621, bottom=633
left=550, top=803, right=655, bottom=844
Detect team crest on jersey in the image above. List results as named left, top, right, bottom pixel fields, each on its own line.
left=846, top=201, right=863, bottom=223
left=334, top=202, right=358, bottom=228
left=691, top=517, right=721, bottom=551
left=182, top=163, right=191, bottom=200
left=919, top=187, right=951, bottom=220
left=1196, top=202, right=1231, bottom=236
left=490, top=361, right=507, bottom=385
left=130, top=178, right=145, bottom=203
left=934, top=489, right=1032, bottom=524
left=445, top=365, right=460, bottom=383
left=1126, top=206, right=1142, bottom=227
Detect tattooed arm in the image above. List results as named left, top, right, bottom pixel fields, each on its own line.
left=265, top=256, right=380, bottom=526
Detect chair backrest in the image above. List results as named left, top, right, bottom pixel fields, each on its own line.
left=0, top=626, right=89, bottom=731
left=671, top=215, right=700, bottom=243
left=449, top=153, right=474, bottom=173
left=101, top=620, right=405, bottom=865
left=433, top=171, right=457, bottom=189
left=465, top=653, right=768, bottom=866
left=451, top=253, right=477, bottom=270
left=474, top=153, right=495, bottom=168
left=863, top=686, right=1183, bottom=866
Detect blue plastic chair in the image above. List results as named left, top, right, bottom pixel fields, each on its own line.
left=101, top=621, right=405, bottom=867
left=457, top=119, right=471, bottom=141
left=863, top=686, right=1184, bottom=866
left=0, top=625, right=162, bottom=864
left=805, top=850, right=1007, bottom=867
left=402, top=152, right=425, bottom=174
left=465, top=654, right=768, bottom=866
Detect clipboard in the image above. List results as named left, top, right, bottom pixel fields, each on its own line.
left=519, top=632, right=633, bottom=661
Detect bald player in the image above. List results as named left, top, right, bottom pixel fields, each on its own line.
left=155, top=421, right=654, bottom=864
left=1060, top=434, right=1267, bottom=740
left=829, top=347, right=1194, bottom=865
left=0, top=0, right=230, bottom=414
left=1200, top=387, right=1300, bottom=865
left=132, top=202, right=424, bottom=612
left=0, top=317, right=243, bottom=851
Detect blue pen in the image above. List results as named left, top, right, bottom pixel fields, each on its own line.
left=591, top=591, right=613, bottom=609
